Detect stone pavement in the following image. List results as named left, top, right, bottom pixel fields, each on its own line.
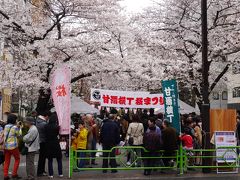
left=2, top=153, right=240, bottom=180
left=72, top=162, right=240, bottom=180
left=73, top=170, right=240, bottom=180
left=0, top=154, right=69, bottom=180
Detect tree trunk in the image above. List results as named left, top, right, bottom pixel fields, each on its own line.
left=201, top=0, right=211, bottom=173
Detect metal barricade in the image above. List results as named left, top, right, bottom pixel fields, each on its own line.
left=69, top=145, right=240, bottom=178
left=70, top=146, right=180, bottom=177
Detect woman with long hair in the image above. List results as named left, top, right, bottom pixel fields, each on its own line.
left=126, top=114, right=144, bottom=167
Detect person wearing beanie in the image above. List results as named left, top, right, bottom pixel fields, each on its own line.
left=3, top=114, right=22, bottom=180
left=23, top=117, right=40, bottom=180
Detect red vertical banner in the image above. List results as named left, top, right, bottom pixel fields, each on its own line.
left=51, top=66, right=71, bottom=135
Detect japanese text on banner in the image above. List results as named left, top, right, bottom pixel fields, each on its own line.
left=162, top=80, right=180, bottom=133
left=51, top=66, right=71, bottom=135
left=90, top=88, right=164, bottom=109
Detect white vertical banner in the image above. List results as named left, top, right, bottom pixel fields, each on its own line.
left=51, top=66, right=71, bottom=135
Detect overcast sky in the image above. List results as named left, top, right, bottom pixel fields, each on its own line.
left=121, top=0, right=154, bottom=12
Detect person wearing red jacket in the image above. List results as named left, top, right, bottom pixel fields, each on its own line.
left=180, top=128, right=194, bottom=168
left=180, top=128, right=193, bottom=150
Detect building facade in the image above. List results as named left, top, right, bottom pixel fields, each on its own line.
left=210, top=64, right=240, bottom=112
left=210, top=81, right=228, bottom=109
left=227, top=65, right=240, bottom=111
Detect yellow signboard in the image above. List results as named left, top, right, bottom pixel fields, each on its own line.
left=2, top=88, right=11, bottom=114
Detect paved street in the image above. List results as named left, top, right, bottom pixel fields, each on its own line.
left=73, top=170, right=240, bottom=180
left=71, top=159, right=240, bottom=180
left=0, top=154, right=69, bottom=180
left=71, top=152, right=240, bottom=180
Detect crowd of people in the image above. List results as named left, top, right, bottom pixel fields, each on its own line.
left=0, top=111, right=64, bottom=180
left=70, top=109, right=203, bottom=176
left=71, top=114, right=98, bottom=169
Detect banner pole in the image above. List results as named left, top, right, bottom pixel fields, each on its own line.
left=69, top=148, right=73, bottom=178
left=177, top=81, right=184, bottom=175
left=179, top=143, right=184, bottom=175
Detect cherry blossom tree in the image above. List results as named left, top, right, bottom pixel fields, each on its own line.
left=137, top=0, right=240, bottom=108
left=0, top=0, right=135, bottom=112
left=0, top=0, right=126, bottom=86
left=2, top=0, right=240, bottom=113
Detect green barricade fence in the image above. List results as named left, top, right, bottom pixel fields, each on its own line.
left=69, top=145, right=240, bottom=178
left=70, top=146, right=180, bottom=177
left=184, top=146, right=239, bottom=171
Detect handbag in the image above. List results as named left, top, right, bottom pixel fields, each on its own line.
left=128, top=124, right=139, bottom=146
left=21, top=134, right=38, bottom=155
left=21, top=145, right=28, bottom=155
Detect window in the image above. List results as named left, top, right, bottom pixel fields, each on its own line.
left=222, top=91, right=228, bottom=100
left=212, top=92, right=219, bottom=100
left=233, top=87, right=240, bottom=98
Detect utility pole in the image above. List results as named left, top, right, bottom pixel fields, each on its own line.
left=201, top=0, right=211, bottom=173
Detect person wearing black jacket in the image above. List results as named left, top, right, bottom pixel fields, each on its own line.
left=45, top=114, right=63, bottom=178
left=162, top=120, right=178, bottom=167
left=143, top=126, right=161, bottom=176
left=99, top=114, right=120, bottom=173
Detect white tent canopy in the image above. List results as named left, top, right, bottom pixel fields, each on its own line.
left=71, top=96, right=100, bottom=115
left=155, top=100, right=198, bottom=114
left=194, top=103, right=200, bottom=115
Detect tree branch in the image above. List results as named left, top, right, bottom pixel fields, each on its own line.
left=193, top=85, right=201, bottom=98
left=0, top=7, right=66, bottom=44
left=0, top=9, right=27, bottom=34
left=179, top=7, right=186, bottom=25
left=213, top=10, right=220, bottom=27
left=185, top=39, right=201, bottom=48
left=71, top=73, right=92, bottom=83
left=209, top=63, right=230, bottom=94
left=117, top=33, right=124, bottom=59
